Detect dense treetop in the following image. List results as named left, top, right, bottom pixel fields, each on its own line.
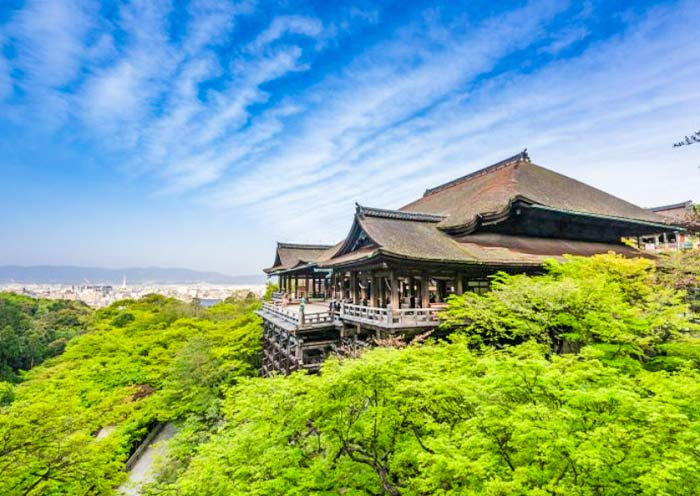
left=0, top=292, right=91, bottom=381
left=3, top=254, right=700, bottom=495
left=0, top=293, right=262, bottom=495
left=146, top=255, right=700, bottom=496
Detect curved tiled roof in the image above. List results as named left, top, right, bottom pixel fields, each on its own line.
left=357, top=208, right=472, bottom=262
left=264, top=242, right=337, bottom=273
left=266, top=152, right=676, bottom=273
left=400, top=151, right=668, bottom=232
left=320, top=205, right=653, bottom=268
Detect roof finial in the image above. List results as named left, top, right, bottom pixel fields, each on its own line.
left=521, top=148, right=530, bottom=162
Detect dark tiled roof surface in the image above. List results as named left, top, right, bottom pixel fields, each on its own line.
left=319, top=207, right=651, bottom=268
left=268, top=153, right=669, bottom=272
left=264, top=243, right=338, bottom=273
left=401, top=153, right=668, bottom=231
left=457, top=233, right=653, bottom=265
left=649, top=200, right=693, bottom=212
left=648, top=201, right=700, bottom=231
left=358, top=210, right=473, bottom=262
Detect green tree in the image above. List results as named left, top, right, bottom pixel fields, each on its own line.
left=0, top=294, right=262, bottom=495
left=165, top=341, right=700, bottom=495
left=0, top=293, right=90, bottom=380
left=440, top=254, right=694, bottom=365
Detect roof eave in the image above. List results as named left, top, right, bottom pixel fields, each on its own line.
left=528, top=204, right=684, bottom=232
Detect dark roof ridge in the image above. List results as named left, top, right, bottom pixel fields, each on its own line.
left=423, top=149, right=530, bottom=197
left=356, top=204, right=446, bottom=223
left=649, top=200, right=693, bottom=212
left=276, top=242, right=334, bottom=249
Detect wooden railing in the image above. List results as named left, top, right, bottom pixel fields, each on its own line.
left=261, top=301, right=334, bottom=328
left=262, top=301, right=441, bottom=329
left=341, top=303, right=390, bottom=323
left=261, top=301, right=299, bottom=326
left=340, top=303, right=442, bottom=327
left=297, top=310, right=331, bottom=326
left=394, top=307, right=442, bottom=325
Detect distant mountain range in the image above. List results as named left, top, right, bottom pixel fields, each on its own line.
left=0, top=265, right=267, bottom=285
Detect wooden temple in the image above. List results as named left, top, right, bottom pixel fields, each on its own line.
left=642, top=201, right=700, bottom=250
left=259, top=151, right=681, bottom=375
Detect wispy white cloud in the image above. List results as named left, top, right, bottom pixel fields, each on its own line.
left=1, top=0, right=99, bottom=126
left=201, top=0, right=700, bottom=243
left=248, top=15, right=323, bottom=53
left=202, top=1, right=571, bottom=212
left=1, top=0, right=698, bottom=254
left=8, top=0, right=96, bottom=88
left=0, top=35, right=11, bottom=100
left=538, top=26, right=590, bottom=54
left=183, top=0, right=255, bottom=55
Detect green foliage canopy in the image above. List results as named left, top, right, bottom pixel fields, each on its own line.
left=163, top=341, right=700, bottom=496
left=0, top=292, right=90, bottom=380
left=0, top=293, right=262, bottom=495
left=440, top=254, right=695, bottom=365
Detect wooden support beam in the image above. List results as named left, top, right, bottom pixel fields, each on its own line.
left=350, top=272, right=358, bottom=304
left=389, top=271, right=400, bottom=310
left=436, top=280, right=445, bottom=303
left=372, top=274, right=380, bottom=307
left=421, top=274, right=430, bottom=308
left=455, top=273, right=464, bottom=295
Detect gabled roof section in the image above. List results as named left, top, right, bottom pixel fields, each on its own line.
left=649, top=200, right=700, bottom=230
left=321, top=204, right=654, bottom=269
left=400, top=150, right=669, bottom=233
left=264, top=242, right=337, bottom=274
left=356, top=204, right=446, bottom=223
left=649, top=201, right=693, bottom=213
left=423, top=150, right=529, bottom=197
left=326, top=204, right=475, bottom=266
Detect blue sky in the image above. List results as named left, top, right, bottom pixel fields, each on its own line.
left=0, top=0, right=699, bottom=275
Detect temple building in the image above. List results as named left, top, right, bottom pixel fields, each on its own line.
left=640, top=201, right=700, bottom=251
left=258, top=151, right=681, bottom=375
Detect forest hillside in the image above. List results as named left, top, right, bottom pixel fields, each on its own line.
left=1, top=253, right=700, bottom=495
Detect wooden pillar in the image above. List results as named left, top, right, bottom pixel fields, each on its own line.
left=294, top=275, right=299, bottom=298
left=455, top=273, right=464, bottom=295
left=389, top=271, right=400, bottom=310
left=372, top=275, right=380, bottom=307
left=350, top=272, right=358, bottom=304
left=421, top=274, right=430, bottom=308
left=436, top=280, right=444, bottom=303
left=408, top=276, right=415, bottom=308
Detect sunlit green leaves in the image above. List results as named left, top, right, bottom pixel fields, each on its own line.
left=168, top=342, right=700, bottom=495
left=441, top=254, right=696, bottom=363
left=0, top=293, right=262, bottom=495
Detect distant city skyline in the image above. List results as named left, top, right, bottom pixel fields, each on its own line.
left=1, top=0, right=699, bottom=274
left=0, top=264, right=266, bottom=283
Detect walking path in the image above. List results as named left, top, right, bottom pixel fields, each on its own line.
left=118, top=423, right=177, bottom=495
